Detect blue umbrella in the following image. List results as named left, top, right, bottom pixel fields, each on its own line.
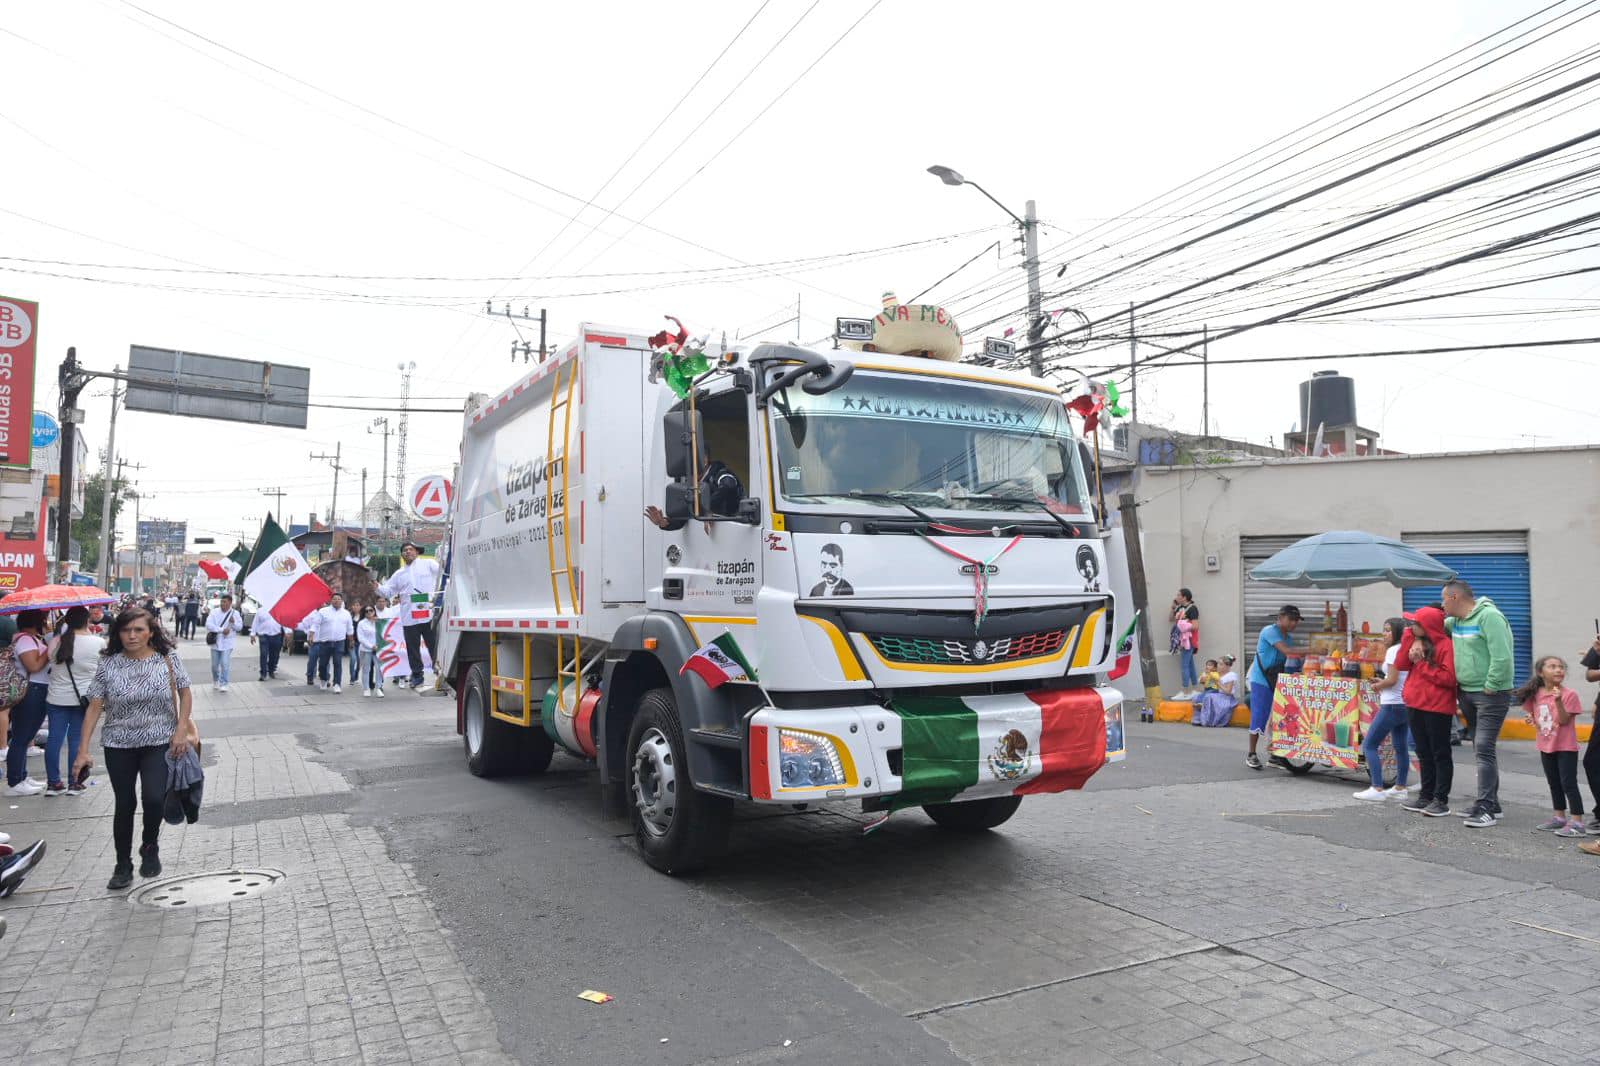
left=1248, top=530, right=1455, bottom=589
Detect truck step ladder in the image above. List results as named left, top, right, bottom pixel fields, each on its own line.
left=545, top=354, right=583, bottom=718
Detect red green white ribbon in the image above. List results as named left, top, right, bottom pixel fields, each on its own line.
left=917, top=533, right=1023, bottom=632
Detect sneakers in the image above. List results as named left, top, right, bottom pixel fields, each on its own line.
left=42, top=782, right=66, bottom=798
left=138, top=843, right=161, bottom=879
left=306, top=679, right=316, bottom=687
left=374, top=688, right=385, bottom=699
left=1401, top=794, right=1432, bottom=812
left=107, top=861, right=134, bottom=891
left=5, top=781, right=42, bottom=797
left=1556, top=819, right=1589, bottom=838
left=1535, top=816, right=1567, bottom=832
left=1385, top=784, right=1412, bottom=797
left=1267, top=755, right=1291, bottom=769
left=1587, top=816, right=1600, bottom=834
left=361, top=688, right=371, bottom=698
left=1352, top=787, right=1389, bottom=802
left=1245, top=753, right=1262, bottom=770
left=65, top=779, right=87, bottom=797
left=0, top=839, right=46, bottom=899
left=0, top=831, right=9, bottom=845
left=1423, top=800, right=1452, bottom=817
left=332, top=684, right=342, bottom=694
left=1463, top=809, right=1497, bottom=828
left=218, top=683, right=229, bottom=692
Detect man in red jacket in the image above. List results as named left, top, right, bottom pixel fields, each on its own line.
left=1397, top=606, right=1459, bottom=817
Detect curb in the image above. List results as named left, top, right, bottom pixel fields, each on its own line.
left=1152, top=700, right=1589, bottom=742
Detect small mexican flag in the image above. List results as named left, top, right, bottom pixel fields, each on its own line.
left=1107, top=610, right=1141, bottom=681
left=241, top=515, right=330, bottom=629
left=407, top=591, right=432, bottom=624
left=679, top=632, right=756, bottom=689
left=198, top=557, right=239, bottom=582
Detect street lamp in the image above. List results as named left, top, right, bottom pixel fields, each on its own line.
left=926, top=164, right=1043, bottom=376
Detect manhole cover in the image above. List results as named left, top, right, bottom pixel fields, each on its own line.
left=132, top=869, right=286, bottom=909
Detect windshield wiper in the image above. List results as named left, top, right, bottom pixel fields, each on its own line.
left=789, top=491, right=939, bottom=524
left=960, top=493, right=1087, bottom=536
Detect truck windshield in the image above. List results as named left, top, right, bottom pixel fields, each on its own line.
left=769, top=370, right=1091, bottom=515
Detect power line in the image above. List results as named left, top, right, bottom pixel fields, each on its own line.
left=1078, top=335, right=1600, bottom=376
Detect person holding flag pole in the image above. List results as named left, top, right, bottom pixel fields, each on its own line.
left=378, top=541, right=441, bottom=691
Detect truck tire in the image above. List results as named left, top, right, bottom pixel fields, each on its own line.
left=626, top=688, right=732, bottom=875
left=462, top=663, right=523, bottom=778
left=923, top=795, right=1023, bottom=831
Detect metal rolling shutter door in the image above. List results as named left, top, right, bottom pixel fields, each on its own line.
left=1401, top=532, right=1531, bottom=688
left=1240, top=536, right=1348, bottom=665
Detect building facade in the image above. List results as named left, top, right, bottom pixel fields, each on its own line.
left=1138, top=445, right=1600, bottom=694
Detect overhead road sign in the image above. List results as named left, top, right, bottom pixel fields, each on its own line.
left=125, top=345, right=310, bottom=428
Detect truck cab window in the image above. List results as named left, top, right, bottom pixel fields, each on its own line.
left=694, top=390, right=751, bottom=518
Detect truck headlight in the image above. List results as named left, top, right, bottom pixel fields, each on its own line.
left=777, top=729, right=846, bottom=788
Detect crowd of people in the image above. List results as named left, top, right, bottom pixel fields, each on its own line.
left=1212, top=579, right=1600, bottom=851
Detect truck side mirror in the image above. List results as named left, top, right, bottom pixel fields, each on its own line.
left=736, top=497, right=762, bottom=524
left=663, top=481, right=693, bottom=525
left=663, top=410, right=707, bottom=480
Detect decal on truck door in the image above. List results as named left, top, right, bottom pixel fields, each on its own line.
left=808, top=542, right=854, bottom=597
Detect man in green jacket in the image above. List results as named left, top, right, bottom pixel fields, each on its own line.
left=1442, top=579, right=1515, bottom=829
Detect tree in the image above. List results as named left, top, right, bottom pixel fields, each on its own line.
left=74, top=474, right=136, bottom=573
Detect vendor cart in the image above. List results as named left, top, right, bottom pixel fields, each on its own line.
left=1248, top=530, right=1455, bottom=779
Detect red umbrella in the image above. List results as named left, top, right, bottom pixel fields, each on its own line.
left=0, top=584, right=117, bottom=615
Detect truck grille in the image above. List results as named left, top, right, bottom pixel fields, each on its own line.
left=867, top=628, right=1067, bottom=666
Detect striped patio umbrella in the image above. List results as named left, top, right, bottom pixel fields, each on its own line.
left=0, top=583, right=117, bottom=615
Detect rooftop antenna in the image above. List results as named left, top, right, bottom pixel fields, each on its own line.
left=396, top=361, right=416, bottom=509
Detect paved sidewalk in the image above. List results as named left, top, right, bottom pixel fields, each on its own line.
left=0, top=644, right=513, bottom=1066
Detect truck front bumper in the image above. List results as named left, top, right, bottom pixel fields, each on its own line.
left=748, top=686, right=1124, bottom=805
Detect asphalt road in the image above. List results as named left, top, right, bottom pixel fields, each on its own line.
left=263, top=666, right=1600, bottom=1065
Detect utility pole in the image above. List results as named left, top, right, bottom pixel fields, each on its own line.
left=360, top=468, right=368, bottom=539
left=1201, top=325, right=1210, bottom=440
left=396, top=362, right=415, bottom=525
left=310, top=443, right=345, bottom=528
left=260, top=486, right=287, bottom=519
left=1118, top=492, right=1163, bottom=723
left=1023, top=199, right=1044, bottom=378
left=368, top=416, right=390, bottom=537
left=55, top=347, right=90, bottom=583
left=94, top=372, right=122, bottom=583
left=1128, top=303, right=1137, bottom=425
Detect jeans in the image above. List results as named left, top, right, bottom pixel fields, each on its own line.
left=104, top=744, right=166, bottom=864
left=1541, top=750, right=1584, bottom=816
left=44, top=701, right=86, bottom=787
left=346, top=641, right=360, bottom=679
left=210, top=647, right=232, bottom=686
left=309, top=641, right=342, bottom=685
left=181, top=610, right=198, bottom=639
left=257, top=633, right=283, bottom=679
left=1248, top=682, right=1274, bottom=735
left=1364, top=703, right=1410, bottom=789
left=6, top=682, right=49, bottom=786
left=403, top=623, right=437, bottom=686
left=1408, top=707, right=1455, bottom=805
left=357, top=646, right=383, bottom=691
left=1460, top=689, right=1511, bottom=813
left=1179, top=648, right=1198, bottom=689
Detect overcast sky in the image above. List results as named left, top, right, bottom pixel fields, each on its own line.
left=3, top=0, right=1594, bottom=552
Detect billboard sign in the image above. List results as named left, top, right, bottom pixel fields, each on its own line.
left=31, top=411, right=59, bottom=449
left=138, top=519, right=188, bottom=554
left=0, top=298, right=38, bottom=470
left=125, top=345, right=310, bottom=428
left=409, top=475, right=453, bottom=521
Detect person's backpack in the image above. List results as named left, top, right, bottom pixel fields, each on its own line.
left=0, top=644, right=27, bottom=710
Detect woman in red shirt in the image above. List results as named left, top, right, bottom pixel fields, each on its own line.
left=1397, top=606, right=1458, bottom=818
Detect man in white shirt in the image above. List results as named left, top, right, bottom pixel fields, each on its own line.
left=378, top=541, right=442, bottom=689
left=204, top=594, right=243, bottom=692
left=308, top=594, right=355, bottom=692
left=249, top=607, right=285, bottom=682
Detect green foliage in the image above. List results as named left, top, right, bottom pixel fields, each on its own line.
left=73, top=474, right=135, bottom=568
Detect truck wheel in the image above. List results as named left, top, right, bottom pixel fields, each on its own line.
left=462, top=663, right=522, bottom=778
left=923, top=795, right=1023, bottom=831
left=626, top=688, right=731, bottom=875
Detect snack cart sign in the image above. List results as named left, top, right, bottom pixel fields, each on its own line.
left=1269, top=674, right=1383, bottom=772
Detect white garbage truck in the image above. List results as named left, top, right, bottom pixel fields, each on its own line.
left=439, top=317, right=1126, bottom=873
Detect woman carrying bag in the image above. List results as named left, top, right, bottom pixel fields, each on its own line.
left=73, top=606, right=195, bottom=890
left=42, top=606, right=104, bottom=796
left=5, top=610, right=53, bottom=796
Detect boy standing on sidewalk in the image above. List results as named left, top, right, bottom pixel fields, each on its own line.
left=1442, top=579, right=1515, bottom=828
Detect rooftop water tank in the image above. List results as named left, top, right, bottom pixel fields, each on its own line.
left=1299, top=371, right=1356, bottom=430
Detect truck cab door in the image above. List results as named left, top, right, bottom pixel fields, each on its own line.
left=663, top=388, right=762, bottom=660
